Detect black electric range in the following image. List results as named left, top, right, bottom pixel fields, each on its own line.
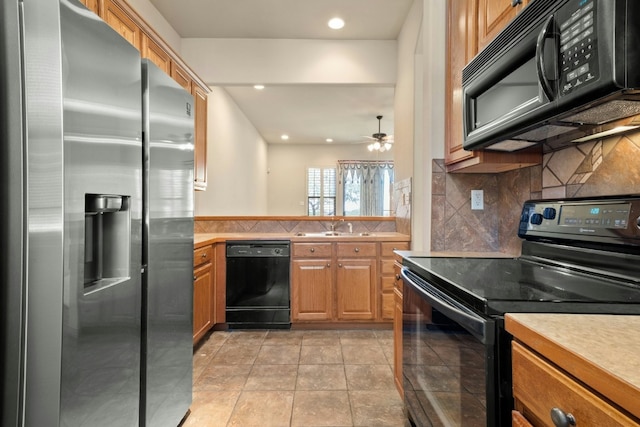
left=400, top=195, right=640, bottom=427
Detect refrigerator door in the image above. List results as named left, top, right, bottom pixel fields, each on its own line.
left=141, top=60, right=194, bottom=427
left=1, top=1, right=27, bottom=426
left=59, top=1, right=142, bottom=426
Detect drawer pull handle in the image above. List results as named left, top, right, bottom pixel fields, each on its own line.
left=354, top=247, right=360, bottom=253
left=550, top=408, right=576, bottom=427
left=310, top=248, right=315, bottom=253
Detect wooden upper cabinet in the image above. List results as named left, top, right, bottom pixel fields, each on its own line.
left=193, top=84, right=208, bottom=191
left=445, top=0, right=541, bottom=173
left=445, top=0, right=478, bottom=167
left=78, top=0, right=100, bottom=14
left=102, top=0, right=141, bottom=51
left=171, top=62, right=193, bottom=93
left=477, top=0, right=519, bottom=52
left=142, top=33, right=171, bottom=74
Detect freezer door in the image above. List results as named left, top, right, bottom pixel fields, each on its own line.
left=60, top=1, right=142, bottom=426
left=141, top=60, right=194, bottom=427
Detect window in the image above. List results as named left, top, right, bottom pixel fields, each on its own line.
left=339, top=161, right=394, bottom=216
left=307, top=167, right=336, bottom=216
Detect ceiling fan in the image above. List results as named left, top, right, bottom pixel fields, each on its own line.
left=363, top=115, right=394, bottom=152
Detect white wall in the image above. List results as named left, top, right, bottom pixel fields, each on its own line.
left=194, top=87, right=268, bottom=215
left=267, top=144, right=392, bottom=216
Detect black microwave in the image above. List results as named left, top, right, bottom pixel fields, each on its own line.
left=463, top=0, right=640, bottom=152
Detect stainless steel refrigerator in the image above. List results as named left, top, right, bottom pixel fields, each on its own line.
left=1, top=1, right=194, bottom=426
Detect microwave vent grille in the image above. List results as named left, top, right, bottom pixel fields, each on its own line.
left=514, top=124, right=575, bottom=142
left=561, top=100, right=640, bottom=125
left=463, top=0, right=568, bottom=85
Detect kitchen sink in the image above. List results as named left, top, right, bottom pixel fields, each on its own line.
left=294, top=231, right=343, bottom=237
left=294, top=231, right=375, bottom=237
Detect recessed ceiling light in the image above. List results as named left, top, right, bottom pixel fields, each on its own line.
left=328, top=17, right=345, bottom=30
left=254, top=84, right=265, bottom=90
left=326, top=138, right=333, bottom=143
left=281, top=134, right=289, bottom=140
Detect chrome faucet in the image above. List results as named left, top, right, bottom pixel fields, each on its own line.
left=330, top=218, right=344, bottom=232
left=347, top=222, right=353, bottom=234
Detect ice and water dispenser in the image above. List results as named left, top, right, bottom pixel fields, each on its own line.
left=84, top=194, right=131, bottom=294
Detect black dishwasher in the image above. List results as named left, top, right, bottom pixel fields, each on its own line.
left=226, top=241, right=291, bottom=329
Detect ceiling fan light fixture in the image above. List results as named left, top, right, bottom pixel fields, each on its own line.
left=372, top=141, right=381, bottom=150
left=328, top=17, right=345, bottom=30
left=384, top=142, right=392, bottom=150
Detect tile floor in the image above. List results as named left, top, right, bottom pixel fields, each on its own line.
left=182, top=329, right=409, bottom=427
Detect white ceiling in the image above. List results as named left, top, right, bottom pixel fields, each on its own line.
left=148, top=0, right=414, bottom=145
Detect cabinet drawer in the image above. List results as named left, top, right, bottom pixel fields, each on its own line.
left=380, top=241, right=409, bottom=257
left=337, top=242, right=376, bottom=258
left=292, top=242, right=332, bottom=258
left=512, top=341, right=637, bottom=427
left=380, top=259, right=395, bottom=276
left=194, top=245, right=213, bottom=267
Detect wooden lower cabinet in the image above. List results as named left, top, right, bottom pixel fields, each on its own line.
left=291, top=240, right=409, bottom=324
left=393, top=284, right=403, bottom=397
left=193, top=245, right=214, bottom=344
left=512, top=341, right=638, bottom=427
left=336, top=258, right=376, bottom=320
left=291, top=258, right=333, bottom=321
left=380, top=242, right=409, bottom=320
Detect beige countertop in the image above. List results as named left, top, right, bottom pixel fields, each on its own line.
left=194, top=232, right=411, bottom=248
left=506, top=313, right=640, bottom=421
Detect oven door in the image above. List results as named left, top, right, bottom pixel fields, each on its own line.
left=401, top=268, right=497, bottom=427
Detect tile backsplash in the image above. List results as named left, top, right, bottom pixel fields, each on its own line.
left=431, top=130, right=640, bottom=255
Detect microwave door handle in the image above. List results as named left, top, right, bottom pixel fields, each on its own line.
left=536, top=15, right=558, bottom=101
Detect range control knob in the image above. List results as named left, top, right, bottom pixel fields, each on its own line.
left=531, top=213, right=543, bottom=225
left=274, top=248, right=281, bottom=255
left=543, top=207, right=557, bottom=220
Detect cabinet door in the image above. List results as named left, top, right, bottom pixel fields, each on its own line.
left=171, top=62, right=193, bottom=93
left=336, top=259, right=376, bottom=320
left=102, top=0, right=141, bottom=51
left=78, top=0, right=99, bottom=14
left=445, top=0, right=477, bottom=166
left=393, top=285, right=403, bottom=397
left=477, top=0, right=519, bottom=52
left=142, top=33, right=171, bottom=75
left=193, top=84, right=208, bottom=191
left=193, top=262, right=212, bottom=343
left=291, top=259, right=333, bottom=321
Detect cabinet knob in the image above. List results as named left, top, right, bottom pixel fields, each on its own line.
left=395, top=274, right=401, bottom=281
left=310, top=247, right=315, bottom=253
left=193, top=275, right=196, bottom=281
left=354, top=247, right=360, bottom=253
left=550, top=408, right=576, bottom=427
left=326, top=263, right=330, bottom=268
left=338, top=263, right=342, bottom=268
left=201, top=253, right=207, bottom=258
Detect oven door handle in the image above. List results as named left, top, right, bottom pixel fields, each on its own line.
left=401, top=268, right=493, bottom=344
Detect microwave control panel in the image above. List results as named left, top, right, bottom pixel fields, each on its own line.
left=557, top=0, right=599, bottom=96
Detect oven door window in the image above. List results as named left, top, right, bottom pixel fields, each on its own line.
left=402, top=278, right=495, bottom=427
